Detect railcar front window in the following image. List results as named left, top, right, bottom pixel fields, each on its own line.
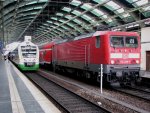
left=21, top=46, right=37, bottom=58
left=111, top=37, right=124, bottom=47
left=125, top=36, right=138, bottom=47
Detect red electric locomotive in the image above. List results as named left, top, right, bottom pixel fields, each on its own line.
left=40, top=31, right=141, bottom=86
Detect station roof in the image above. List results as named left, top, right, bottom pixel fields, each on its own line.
left=0, top=0, right=150, bottom=45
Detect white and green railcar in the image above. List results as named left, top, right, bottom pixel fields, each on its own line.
left=11, top=41, right=39, bottom=71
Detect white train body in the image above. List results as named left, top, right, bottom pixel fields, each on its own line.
left=11, top=40, right=39, bottom=71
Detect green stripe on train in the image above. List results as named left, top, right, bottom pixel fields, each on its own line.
left=18, top=64, right=39, bottom=71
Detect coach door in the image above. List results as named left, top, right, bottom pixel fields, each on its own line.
left=146, top=51, right=150, bottom=71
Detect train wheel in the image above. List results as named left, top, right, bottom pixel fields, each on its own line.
left=120, top=83, right=125, bottom=87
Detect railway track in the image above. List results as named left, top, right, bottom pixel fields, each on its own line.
left=113, top=86, right=150, bottom=102
left=24, top=72, right=110, bottom=113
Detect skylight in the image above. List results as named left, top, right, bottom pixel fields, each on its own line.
left=72, top=10, right=82, bottom=16
left=105, top=1, right=120, bottom=10
left=81, top=14, right=92, bottom=21
left=126, top=0, right=138, bottom=3
left=56, top=13, right=64, bottom=16
left=43, top=23, right=49, bottom=26
left=117, top=8, right=124, bottom=13
left=135, top=0, right=148, bottom=6
left=59, top=19, right=66, bottom=23
left=47, top=20, right=52, bottom=23
left=34, top=6, right=43, bottom=10
left=39, top=0, right=48, bottom=2
left=26, top=1, right=37, bottom=5
left=54, top=22, right=60, bottom=26
left=65, top=15, right=73, bottom=19
left=62, top=7, right=72, bottom=12
left=102, top=15, right=107, bottom=19
left=70, top=0, right=81, bottom=6
left=73, top=19, right=82, bottom=24
left=51, top=17, right=57, bottom=20
left=122, top=13, right=130, bottom=18
left=61, top=25, right=69, bottom=30
left=93, top=0, right=107, bottom=4
left=91, top=9, right=104, bottom=16
left=81, top=3, right=92, bottom=10
left=67, top=23, right=74, bottom=27
left=143, top=6, right=150, bottom=11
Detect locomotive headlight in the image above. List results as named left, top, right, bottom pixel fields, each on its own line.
left=136, top=60, right=139, bottom=64
left=111, top=60, right=115, bottom=64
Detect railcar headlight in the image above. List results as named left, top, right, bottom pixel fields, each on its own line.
left=111, top=60, right=115, bottom=64
left=136, top=60, right=139, bottom=64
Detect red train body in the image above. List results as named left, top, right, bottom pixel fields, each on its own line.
left=39, top=42, right=54, bottom=65
left=40, top=31, right=141, bottom=86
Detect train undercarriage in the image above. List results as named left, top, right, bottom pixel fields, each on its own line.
left=53, top=63, right=141, bottom=87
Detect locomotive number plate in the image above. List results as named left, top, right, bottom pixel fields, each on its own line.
left=123, top=54, right=128, bottom=58
left=27, top=62, right=33, bottom=66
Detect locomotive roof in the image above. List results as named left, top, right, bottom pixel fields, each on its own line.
left=74, top=32, right=94, bottom=40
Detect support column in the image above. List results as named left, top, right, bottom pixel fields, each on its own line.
left=0, top=1, right=5, bottom=47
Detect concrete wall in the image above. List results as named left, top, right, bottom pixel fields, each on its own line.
left=141, top=27, right=150, bottom=70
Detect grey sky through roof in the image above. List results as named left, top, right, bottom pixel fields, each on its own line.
left=0, top=0, right=149, bottom=45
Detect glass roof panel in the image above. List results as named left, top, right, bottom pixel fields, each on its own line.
left=135, top=0, right=148, bottom=6
left=102, top=15, right=108, bottom=19
left=65, top=15, right=73, bottom=19
left=91, top=9, right=104, bottom=16
left=107, top=18, right=113, bottom=23
left=59, top=19, right=66, bottom=23
left=70, top=0, right=81, bottom=6
left=54, top=22, right=60, bottom=26
left=50, top=26, right=55, bottom=28
left=143, top=11, right=150, bottom=17
left=39, top=0, right=48, bottom=2
left=73, top=19, right=82, bottom=24
left=93, top=0, right=107, bottom=3
left=67, top=23, right=74, bottom=27
left=122, top=13, right=130, bottom=18
left=43, top=23, right=49, bottom=26
left=61, top=26, right=68, bottom=30
left=51, top=17, right=57, bottom=20
left=62, top=7, right=72, bottom=12
left=72, top=10, right=82, bottom=16
left=81, top=3, right=92, bottom=10
left=126, top=0, right=138, bottom=3
left=105, top=1, right=120, bottom=10
left=26, top=1, right=37, bottom=5
left=116, top=8, right=124, bottom=13
left=47, top=20, right=52, bottom=23
left=81, top=14, right=92, bottom=21
left=30, top=12, right=38, bottom=15
left=143, top=6, right=150, bottom=11
left=56, top=13, right=64, bottom=16
left=34, top=6, right=43, bottom=10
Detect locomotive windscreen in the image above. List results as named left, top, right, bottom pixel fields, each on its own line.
left=111, top=36, right=138, bottom=48
left=125, top=36, right=138, bottom=47
left=21, top=46, right=37, bottom=58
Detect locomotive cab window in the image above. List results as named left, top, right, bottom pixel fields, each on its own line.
left=125, top=36, right=138, bottom=48
left=111, top=36, right=124, bottom=47
left=95, top=36, right=100, bottom=48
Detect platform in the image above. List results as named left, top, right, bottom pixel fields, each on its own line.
left=0, top=54, right=61, bottom=113
left=142, top=71, right=150, bottom=78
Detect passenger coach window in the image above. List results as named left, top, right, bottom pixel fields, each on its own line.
left=95, top=36, right=100, bottom=48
